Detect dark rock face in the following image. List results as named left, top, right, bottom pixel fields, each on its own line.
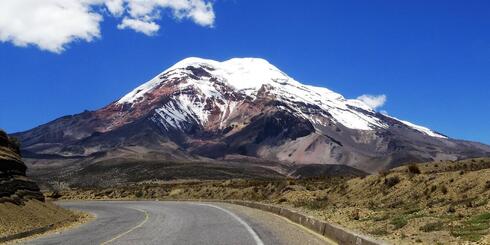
left=0, top=131, right=44, bottom=204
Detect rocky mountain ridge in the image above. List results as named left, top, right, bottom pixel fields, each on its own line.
left=13, top=57, right=490, bottom=182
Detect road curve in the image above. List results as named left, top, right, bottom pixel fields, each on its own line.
left=23, top=201, right=334, bottom=245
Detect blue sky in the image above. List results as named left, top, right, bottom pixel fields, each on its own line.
left=0, top=0, right=489, bottom=144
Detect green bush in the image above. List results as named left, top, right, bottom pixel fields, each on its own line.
left=391, top=216, right=408, bottom=229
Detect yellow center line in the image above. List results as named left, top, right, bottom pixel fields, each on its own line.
left=100, top=208, right=149, bottom=245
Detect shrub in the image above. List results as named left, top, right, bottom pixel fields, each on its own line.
left=296, top=196, right=329, bottom=210
left=351, top=209, right=360, bottom=220
left=420, top=221, right=444, bottom=232
left=384, top=176, right=401, bottom=188
left=485, top=181, right=490, bottom=190
left=440, top=185, right=448, bottom=195
left=391, top=216, right=408, bottom=229
left=135, top=190, right=144, bottom=198
left=277, top=197, right=287, bottom=203
left=408, top=164, right=421, bottom=174
left=305, top=199, right=329, bottom=210
left=474, top=199, right=488, bottom=207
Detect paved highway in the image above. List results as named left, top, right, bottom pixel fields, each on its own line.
left=24, top=201, right=334, bottom=245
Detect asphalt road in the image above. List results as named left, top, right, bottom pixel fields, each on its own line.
left=23, top=201, right=335, bottom=245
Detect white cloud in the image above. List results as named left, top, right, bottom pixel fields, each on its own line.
left=356, top=94, right=387, bottom=110
left=0, top=0, right=103, bottom=53
left=119, top=0, right=215, bottom=34
left=118, top=17, right=159, bottom=36
left=0, top=0, right=215, bottom=53
left=174, top=0, right=215, bottom=26
left=105, top=0, right=125, bottom=16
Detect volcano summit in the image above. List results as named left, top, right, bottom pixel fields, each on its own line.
left=14, top=58, right=490, bottom=186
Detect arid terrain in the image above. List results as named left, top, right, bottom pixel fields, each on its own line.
left=50, top=158, right=490, bottom=244
left=0, top=200, right=89, bottom=239
left=0, top=130, right=87, bottom=240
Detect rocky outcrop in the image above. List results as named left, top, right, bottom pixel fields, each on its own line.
left=0, top=130, right=44, bottom=204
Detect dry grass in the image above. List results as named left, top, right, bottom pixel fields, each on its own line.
left=0, top=200, right=84, bottom=238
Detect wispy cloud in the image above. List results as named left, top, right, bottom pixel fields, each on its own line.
left=356, top=94, right=387, bottom=110
left=117, top=17, right=160, bottom=36
left=0, top=0, right=215, bottom=53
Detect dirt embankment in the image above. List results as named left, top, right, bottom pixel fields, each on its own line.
left=0, top=200, right=89, bottom=238
left=53, top=158, right=490, bottom=244
left=0, top=130, right=90, bottom=240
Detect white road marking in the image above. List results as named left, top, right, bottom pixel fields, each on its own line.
left=100, top=208, right=149, bottom=245
left=197, top=203, right=265, bottom=245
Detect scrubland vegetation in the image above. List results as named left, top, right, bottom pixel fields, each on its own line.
left=47, top=158, right=490, bottom=244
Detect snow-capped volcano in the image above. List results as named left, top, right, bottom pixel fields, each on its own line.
left=14, top=57, right=490, bottom=175
left=116, top=57, right=444, bottom=136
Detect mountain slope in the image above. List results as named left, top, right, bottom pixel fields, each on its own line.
left=13, top=58, right=490, bottom=182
